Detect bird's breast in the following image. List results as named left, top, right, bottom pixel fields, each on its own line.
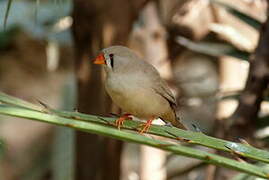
left=105, top=74, right=171, bottom=119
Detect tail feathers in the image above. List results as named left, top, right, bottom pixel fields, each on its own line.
left=173, top=117, right=187, bottom=130
left=171, top=105, right=187, bottom=130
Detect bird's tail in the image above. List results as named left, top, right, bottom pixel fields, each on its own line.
left=171, top=105, right=187, bottom=130
left=173, top=116, right=187, bottom=130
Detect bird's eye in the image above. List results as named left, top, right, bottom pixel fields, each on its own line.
left=109, top=54, right=114, bottom=68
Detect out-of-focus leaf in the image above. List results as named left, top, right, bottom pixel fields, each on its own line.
left=34, top=0, right=40, bottom=26
left=167, top=161, right=206, bottom=179
left=257, top=116, right=269, bottom=128
left=0, top=1, right=72, bottom=44
left=21, top=150, right=50, bottom=180
left=212, top=0, right=262, bottom=30
left=217, top=91, right=269, bottom=102
left=3, top=0, right=13, bottom=29
left=232, top=173, right=255, bottom=180
left=0, top=25, right=18, bottom=49
left=0, top=139, right=4, bottom=159
left=52, top=77, right=75, bottom=180
left=228, top=9, right=262, bottom=30
left=227, top=49, right=250, bottom=61
left=232, top=164, right=269, bottom=180
left=210, top=23, right=255, bottom=52
left=176, top=36, right=250, bottom=60
left=218, top=93, right=240, bottom=101
left=255, top=116, right=269, bottom=139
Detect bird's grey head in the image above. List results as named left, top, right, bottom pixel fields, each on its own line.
left=93, top=45, right=143, bottom=76
left=101, top=46, right=139, bottom=74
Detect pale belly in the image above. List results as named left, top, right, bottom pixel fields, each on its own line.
left=105, top=78, right=171, bottom=119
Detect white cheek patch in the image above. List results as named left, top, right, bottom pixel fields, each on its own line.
left=104, top=53, right=114, bottom=69
left=107, top=58, right=112, bottom=68
left=104, top=54, right=111, bottom=68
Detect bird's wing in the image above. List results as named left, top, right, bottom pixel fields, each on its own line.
left=154, top=80, right=177, bottom=107
left=141, top=61, right=186, bottom=129
left=153, top=80, right=187, bottom=129
left=143, top=63, right=176, bottom=104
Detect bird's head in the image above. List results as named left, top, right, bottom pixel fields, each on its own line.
left=93, top=46, right=139, bottom=74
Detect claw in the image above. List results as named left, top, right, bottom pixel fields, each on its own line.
left=115, top=114, right=132, bottom=130
left=139, top=117, right=154, bottom=134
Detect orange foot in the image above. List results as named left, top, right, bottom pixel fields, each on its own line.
left=115, top=113, right=132, bottom=130
left=139, top=117, right=155, bottom=134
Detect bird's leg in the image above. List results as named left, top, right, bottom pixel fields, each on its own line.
left=115, top=113, right=132, bottom=130
left=139, top=117, right=155, bottom=134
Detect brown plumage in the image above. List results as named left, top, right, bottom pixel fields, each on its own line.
left=94, top=46, right=186, bottom=132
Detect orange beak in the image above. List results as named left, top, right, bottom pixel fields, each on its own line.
left=93, top=53, right=106, bottom=65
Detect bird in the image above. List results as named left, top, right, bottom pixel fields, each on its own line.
left=93, top=45, right=186, bottom=133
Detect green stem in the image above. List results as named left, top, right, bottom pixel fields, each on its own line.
left=1, top=91, right=269, bottom=164
left=0, top=105, right=268, bottom=178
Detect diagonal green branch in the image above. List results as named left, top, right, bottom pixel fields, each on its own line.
left=52, top=110, right=269, bottom=163
left=0, top=104, right=268, bottom=178
left=0, top=92, right=269, bottom=164
left=0, top=92, right=43, bottom=111
left=1, top=92, right=269, bottom=178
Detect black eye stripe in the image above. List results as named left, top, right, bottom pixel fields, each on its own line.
left=109, top=54, right=114, bottom=68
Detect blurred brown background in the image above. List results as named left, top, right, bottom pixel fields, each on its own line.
left=0, top=0, right=268, bottom=180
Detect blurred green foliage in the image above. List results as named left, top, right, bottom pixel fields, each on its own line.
left=0, top=25, right=18, bottom=50
left=0, top=139, right=5, bottom=159
left=213, top=0, right=262, bottom=30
